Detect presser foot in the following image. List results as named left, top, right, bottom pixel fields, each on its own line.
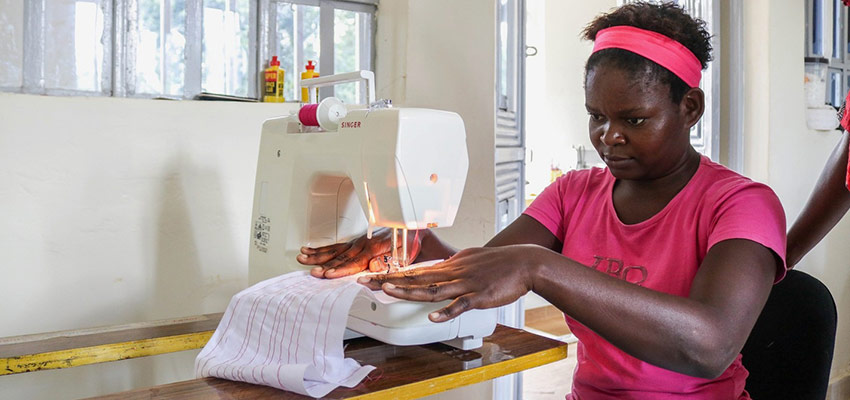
left=441, top=336, right=484, bottom=351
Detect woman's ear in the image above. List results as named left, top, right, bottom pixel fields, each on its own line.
left=680, top=87, right=705, bottom=129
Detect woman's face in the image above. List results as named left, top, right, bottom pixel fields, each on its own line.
left=585, top=64, right=703, bottom=181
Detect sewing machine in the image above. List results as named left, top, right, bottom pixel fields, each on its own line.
left=248, top=71, right=496, bottom=350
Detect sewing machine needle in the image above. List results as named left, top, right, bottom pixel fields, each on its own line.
left=402, top=228, right=408, bottom=267
left=390, top=227, right=399, bottom=273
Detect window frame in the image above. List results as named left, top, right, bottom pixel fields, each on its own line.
left=258, top=0, right=376, bottom=102
left=807, top=0, right=850, bottom=106
left=618, top=0, right=720, bottom=161
left=5, top=0, right=376, bottom=100
left=16, top=0, right=114, bottom=97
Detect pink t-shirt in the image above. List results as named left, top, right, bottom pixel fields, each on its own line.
left=523, top=156, right=786, bottom=400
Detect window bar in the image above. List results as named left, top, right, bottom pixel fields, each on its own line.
left=815, top=0, right=824, bottom=56
left=831, top=0, right=843, bottom=60
left=125, top=0, right=141, bottom=95
left=507, top=0, right=518, bottom=114
left=807, top=0, right=812, bottom=57
left=247, top=0, right=258, bottom=98
left=319, top=1, right=335, bottom=100
left=844, top=69, right=850, bottom=98
left=112, top=0, right=126, bottom=96
left=161, top=0, right=171, bottom=95
left=185, top=0, right=203, bottom=97
left=225, top=0, right=235, bottom=94
left=841, top=1, right=850, bottom=63
left=296, top=4, right=304, bottom=101
left=496, top=0, right=505, bottom=110
left=99, top=0, right=114, bottom=96
left=257, top=0, right=275, bottom=98
left=355, top=11, right=364, bottom=102
left=22, top=0, right=45, bottom=94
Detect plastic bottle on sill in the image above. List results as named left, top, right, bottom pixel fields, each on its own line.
left=263, top=56, right=285, bottom=103
left=301, top=60, right=320, bottom=103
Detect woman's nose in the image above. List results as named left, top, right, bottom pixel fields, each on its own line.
left=600, top=125, right=625, bottom=146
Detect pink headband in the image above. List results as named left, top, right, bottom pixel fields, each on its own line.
left=592, top=25, right=702, bottom=88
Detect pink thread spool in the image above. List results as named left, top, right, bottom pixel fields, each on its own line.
left=298, top=104, right=321, bottom=126
left=297, top=97, right=347, bottom=131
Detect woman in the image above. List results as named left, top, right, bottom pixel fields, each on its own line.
left=299, top=3, right=785, bottom=398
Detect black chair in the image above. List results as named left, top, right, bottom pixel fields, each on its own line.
left=741, top=269, right=837, bottom=399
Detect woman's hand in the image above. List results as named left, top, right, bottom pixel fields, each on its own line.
left=297, top=228, right=423, bottom=279
left=357, top=245, right=543, bottom=322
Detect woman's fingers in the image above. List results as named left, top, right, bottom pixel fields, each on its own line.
left=379, top=280, right=466, bottom=303
left=321, top=241, right=367, bottom=269
left=310, top=266, right=327, bottom=278
left=430, top=294, right=478, bottom=322
left=358, top=264, right=453, bottom=290
left=297, top=243, right=351, bottom=265
left=369, top=254, right=391, bottom=272
left=323, top=259, right=371, bottom=278
left=311, top=252, right=371, bottom=279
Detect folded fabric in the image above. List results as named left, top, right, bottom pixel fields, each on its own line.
left=194, top=271, right=375, bottom=397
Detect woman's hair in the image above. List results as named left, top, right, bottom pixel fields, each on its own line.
left=582, top=1, right=712, bottom=103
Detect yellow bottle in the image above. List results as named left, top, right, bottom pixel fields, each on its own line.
left=263, top=56, right=285, bottom=103
left=550, top=163, right=564, bottom=183
left=300, top=60, right=319, bottom=103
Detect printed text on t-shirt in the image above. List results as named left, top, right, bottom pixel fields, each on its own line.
left=589, top=256, right=647, bottom=285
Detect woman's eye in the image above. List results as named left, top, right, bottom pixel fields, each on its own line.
left=589, top=113, right=603, bottom=122
left=626, top=118, right=646, bottom=126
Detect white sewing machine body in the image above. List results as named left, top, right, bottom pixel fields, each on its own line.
left=248, top=88, right=496, bottom=349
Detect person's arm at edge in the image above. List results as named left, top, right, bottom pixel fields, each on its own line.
left=787, top=131, right=850, bottom=268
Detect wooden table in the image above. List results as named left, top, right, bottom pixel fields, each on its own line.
left=1, top=314, right=223, bottom=375
left=88, top=325, right=567, bottom=400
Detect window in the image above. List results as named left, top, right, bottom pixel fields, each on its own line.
left=807, top=0, right=849, bottom=107
left=0, top=0, right=24, bottom=89
left=334, top=8, right=372, bottom=104
left=46, top=0, right=108, bottom=92
left=2, top=0, right=112, bottom=95
left=496, top=0, right=519, bottom=114
left=135, top=0, right=187, bottom=96
left=273, top=2, right=321, bottom=102
left=620, top=0, right=720, bottom=160
left=258, top=0, right=375, bottom=104
left=203, top=0, right=253, bottom=97
left=813, top=0, right=825, bottom=55
left=0, top=0, right=375, bottom=100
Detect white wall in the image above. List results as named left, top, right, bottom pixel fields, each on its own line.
left=524, top=0, right=615, bottom=198
left=375, top=0, right=497, bottom=398
left=0, top=94, right=298, bottom=398
left=741, top=0, right=850, bottom=381
left=376, top=0, right=497, bottom=249
left=522, top=0, right=850, bottom=385
left=0, top=0, right=501, bottom=398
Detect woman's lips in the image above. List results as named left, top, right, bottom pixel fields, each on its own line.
left=603, top=155, right=632, bottom=166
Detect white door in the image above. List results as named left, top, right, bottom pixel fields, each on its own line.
left=494, top=0, right=526, bottom=399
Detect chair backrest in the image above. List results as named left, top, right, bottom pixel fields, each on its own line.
left=741, top=269, right=837, bottom=399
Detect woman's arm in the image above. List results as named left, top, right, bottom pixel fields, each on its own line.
left=483, top=214, right=563, bottom=250
left=300, top=214, right=562, bottom=277
left=787, top=131, right=850, bottom=268
left=361, top=237, right=776, bottom=379
left=530, top=239, right=775, bottom=379
left=417, top=214, right=562, bottom=259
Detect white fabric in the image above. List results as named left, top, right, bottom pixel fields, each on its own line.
left=195, top=260, right=441, bottom=397
left=194, top=271, right=374, bottom=397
